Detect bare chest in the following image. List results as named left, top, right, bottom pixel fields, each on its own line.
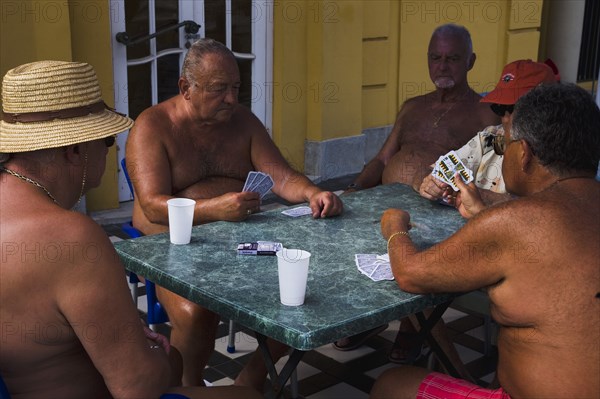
left=166, top=129, right=254, bottom=189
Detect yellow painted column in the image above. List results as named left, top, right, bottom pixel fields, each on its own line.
left=362, top=0, right=400, bottom=128
left=306, top=0, right=363, bottom=142
left=68, top=0, right=120, bottom=211
left=273, top=0, right=363, bottom=171
left=272, top=0, right=309, bottom=171
left=0, top=1, right=73, bottom=90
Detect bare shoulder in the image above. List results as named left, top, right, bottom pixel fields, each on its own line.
left=231, top=105, right=266, bottom=133
left=472, top=97, right=500, bottom=126
left=129, top=98, right=178, bottom=140
left=474, top=184, right=600, bottom=238
left=43, top=210, right=115, bottom=249
left=400, top=94, right=430, bottom=113
left=392, top=94, right=431, bottom=128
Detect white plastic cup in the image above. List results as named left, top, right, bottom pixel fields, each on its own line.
left=276, top=249, right=311, bottom=306
left=167, top=198, right=196, bottom=245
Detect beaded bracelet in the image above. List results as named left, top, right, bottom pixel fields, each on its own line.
left=387, top=231, right=410, bottom=252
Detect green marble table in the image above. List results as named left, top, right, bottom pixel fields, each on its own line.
left=115, top=183, right=467, bottom=394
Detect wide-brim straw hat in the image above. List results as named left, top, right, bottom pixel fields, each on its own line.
left=0, top=60, right=133, bottom=153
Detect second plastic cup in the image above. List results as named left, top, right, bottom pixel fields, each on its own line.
left=276, top=249, right=311, bottom=306
left=167, top=198, right=196, bottom=245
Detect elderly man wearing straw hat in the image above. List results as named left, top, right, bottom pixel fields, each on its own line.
left=0, top=61, right=260, bottom=399
left=126, top=38, right=343, bottom=389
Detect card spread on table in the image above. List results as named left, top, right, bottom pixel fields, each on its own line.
left=281, top=206, right=313, bottom=217
left=355, top=254, right=394, bottom=281
left=243, top=171, right=274, bottom=198
left=431, top=150, right=474, bottom=191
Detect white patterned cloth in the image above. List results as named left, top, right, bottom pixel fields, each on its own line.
left=456, top=125, right=506, bottom=194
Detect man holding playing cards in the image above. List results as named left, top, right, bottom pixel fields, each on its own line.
left=336, top=23, right=496, bottom=370
left=371, top=83, right=599, bottom=399
left=419, top=59, right=560, bottom=217
left=126, top=38, right=343, bottom=387
left=345, top=23, right=498, bottom=193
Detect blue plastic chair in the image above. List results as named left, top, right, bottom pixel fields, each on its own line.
left=120, top=158, right=236, bottom=351
left=121, top=158, right=169, bottom=330
left=0, top=373, right=11, bottom=399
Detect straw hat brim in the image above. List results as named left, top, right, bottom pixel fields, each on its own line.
left=0, top=109, right=133, bottom=153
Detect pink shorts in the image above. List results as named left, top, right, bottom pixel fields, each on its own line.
left=417, top=372, right=511, bottom=399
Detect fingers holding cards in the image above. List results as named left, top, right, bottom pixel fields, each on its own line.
left=431, top=150, right=474, bottom=191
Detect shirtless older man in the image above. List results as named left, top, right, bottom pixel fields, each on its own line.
left=337, top=24, right=497, bottom=369
left=347, top=24, right=498, bottom=192
left=371, top=83, right=600, bottom=399
left=126, top=38, right=343, bottom=387
left=419, top=59, right=560, bottom=217
left=0, top=61, right=259, bottom=399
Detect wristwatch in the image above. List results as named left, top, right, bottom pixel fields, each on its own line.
left=347, top=183, right=363, bottom=190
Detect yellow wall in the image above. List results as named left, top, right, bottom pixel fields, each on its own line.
left=273, top=0, right=365, bottom=170
left=68, top=0, right=119, bottom=211
left=0, top=0, right=118, bottom=211
left=0, top=1, right=73, bottom=93
left=2, top=0, right=544, bottom=208
left=362, top=0, right=400, bottom=126
left=274, top=0, right=545, bottom=170
left=272, top=1, right=309, bottom=171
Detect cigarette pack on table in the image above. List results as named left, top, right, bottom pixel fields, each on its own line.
left=237, top=241, right=283, bottom=256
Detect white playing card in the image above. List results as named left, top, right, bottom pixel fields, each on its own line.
left=281, top=206, right=312, bottom=217
left=431, top=151, right=474, bottom=191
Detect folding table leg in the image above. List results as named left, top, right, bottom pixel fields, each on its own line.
left=256, top=333, right=304, bottom=399
left=414, top=301, right=461, bottom=378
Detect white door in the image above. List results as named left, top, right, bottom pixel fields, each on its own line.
left=110, top=0, right=272, bottom=202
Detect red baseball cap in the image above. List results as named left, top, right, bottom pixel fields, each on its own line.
left=481, top=59, right=559, bottom=105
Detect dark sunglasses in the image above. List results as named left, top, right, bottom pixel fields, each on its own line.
left=104, top=136, right=116, bottom=148
left=492, top=134, right=520, bottom=156
left=490, top=103, right=514, bottom=117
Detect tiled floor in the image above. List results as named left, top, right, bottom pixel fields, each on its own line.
left=136, top=293, right=498, bottom=398
left=98, top=175, right=499, bottom=398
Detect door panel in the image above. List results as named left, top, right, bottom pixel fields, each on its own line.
left=111, top=0, right=271, bottom=202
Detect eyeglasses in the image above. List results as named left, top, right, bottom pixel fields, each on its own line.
left=492, top=134, right=520, bottom=155
left=104, top=136, right=116, bottom=148
left=490, top=103, right=514, bottom=117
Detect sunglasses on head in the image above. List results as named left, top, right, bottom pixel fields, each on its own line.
left=490, top=103, right=514, bottom=117
left=104, top=136, right=116, bottom=148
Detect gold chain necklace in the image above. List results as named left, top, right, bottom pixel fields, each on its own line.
left=1, top=166, right=59, bottom=204
left=432, top=91, right=467, bottom=128
left=432, top=102, right=457, bottom=128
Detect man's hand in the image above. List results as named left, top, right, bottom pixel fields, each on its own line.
left=213, top=191, right=261, bottom=221
left=308, top=191, right=343, bottom=218
left=419, top=174, right=452, bottom=201
left=454, top=173, right=486, bottom=218
left=381, top=208, right=412, bottom=240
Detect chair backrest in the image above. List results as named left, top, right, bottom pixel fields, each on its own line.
left=120, top=157, right=169, bottom=326
left=121, top=158, right=135, bottom=200
left=0, top=373, right=11, bottom=399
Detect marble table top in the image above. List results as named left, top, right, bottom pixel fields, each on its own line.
left=115, top=183, right=467, bottom=350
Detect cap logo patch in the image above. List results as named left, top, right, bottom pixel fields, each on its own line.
left=502, top=73, right=515, bottom=83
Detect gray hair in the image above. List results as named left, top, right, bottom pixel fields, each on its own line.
left=512, top=83, right=600, bottom=174
left=181, top=38, right=235, bottom=85
left=431, top=23, right=473, bottom=58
